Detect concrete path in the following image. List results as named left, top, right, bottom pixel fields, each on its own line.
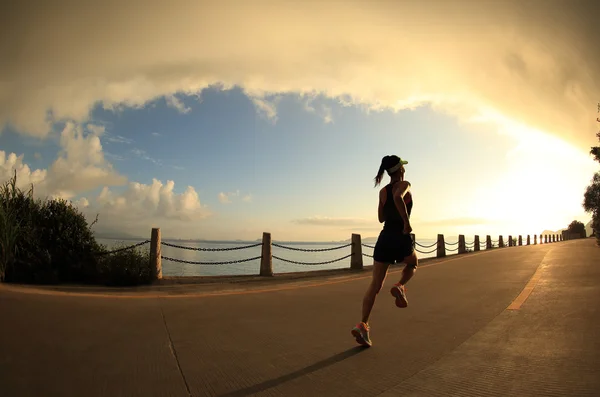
left=1, top=239, right=599, bottom=396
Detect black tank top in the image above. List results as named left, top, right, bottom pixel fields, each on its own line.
left=382, top=181, right=413, bottom=233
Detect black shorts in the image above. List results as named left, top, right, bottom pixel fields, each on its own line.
left=372, top=231, right=416, bottom=266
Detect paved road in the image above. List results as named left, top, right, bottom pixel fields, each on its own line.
left=1, top=239, right=599, bottom=396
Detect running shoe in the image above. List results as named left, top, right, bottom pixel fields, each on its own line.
left=391, top=283, right=408, bottom=308
left=351, top=322, right=372, bottom=347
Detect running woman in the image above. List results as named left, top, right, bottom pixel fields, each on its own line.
left=351, top=155, right=418, bottom=347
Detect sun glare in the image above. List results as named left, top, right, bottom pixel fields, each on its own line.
left=468, top=112, right=596, bottom=235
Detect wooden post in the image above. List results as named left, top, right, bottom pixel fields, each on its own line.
left=486, top=235, right=492, bottom=249
left=150, top=227, right=162, bottom=280
left=350, top=233, right=363, bottom=270
left=260, top=232, right=273, bottom=276
left=553, top=234, right=556, bottom=242
left=527, top=235, right=530, bottom=245
left=474, top=235, right=480, bottom=251
left=499, top=235, right=504, bottom=248
left=508, top=235, right=513, bottom=247
left=540, top=234, right=543, bottom=244
left=437, top=234, right=446, bottom=258
left=458, top=234, right=466, bottom=254
left=518, top=235, right=522, bottom=246
left=534, top=234, right=537, bottom=244
left=544, top=235, right=548, bottom=243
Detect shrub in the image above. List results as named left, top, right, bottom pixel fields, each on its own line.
left=0, top=172, right=154, bottom=286
left=96, top=242, right=153, bottom=286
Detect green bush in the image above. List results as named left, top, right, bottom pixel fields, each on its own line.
left=96, top=242, right=152, bottom=286
left=0, top=171, right=153, bottom=286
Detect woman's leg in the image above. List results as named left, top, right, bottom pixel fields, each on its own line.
left=391, top=249, right=418, bottom=308
left=361, top=261, right=390, bottom=324
left=352, top=261, right=390, bottom=346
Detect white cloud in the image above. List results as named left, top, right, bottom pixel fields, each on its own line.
left=166, top=94, right=191, bottom=114
left=218, top=190, right=252, bottom=204
left=218, top=192, right=232, bottom=204
left=1, top=122, right=126, bottom=199
left=131, top=148, right=162, bottom=165
left=86, top=179, right=210, bottom=224
left=2, top=1, right=597, bottom=152
left=292, top=216, right=375, bottom=227
left=0, top=122, right=211, bottom=237
left=104, top=133, right=133, bottom=144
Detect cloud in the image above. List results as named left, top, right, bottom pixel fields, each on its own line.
left=218, top=190, right=252, bottom=204
left=165, top=94, right=191, bottom=114
left=1, top=122, right=126, bottom=199
left=131, top=148, right=162, bottom=165
left=104, top=133, right=133, bottom=144
left=2, top=1, right=598, bottom=152
left=0, top=122, right=211, bottom=237
left=86, top=179, right=210, bottom=224
left=418, top=217, right=490, bottom=228
left=151, top=132, right=161, bottom=137
left=218, top=192, right=232, bottom=204
left=292, top=216, right=375, bottom=227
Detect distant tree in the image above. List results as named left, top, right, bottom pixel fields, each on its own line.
left=583, top=108, right=600, bottom=245
left=567, top=220, right=586, bottom=238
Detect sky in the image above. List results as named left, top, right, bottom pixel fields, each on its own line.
left=1, top=0, right=599, bottom=242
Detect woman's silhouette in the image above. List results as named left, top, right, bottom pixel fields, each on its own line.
left=351, top=155, right=418, bottom=347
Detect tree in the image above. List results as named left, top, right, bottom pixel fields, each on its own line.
left=567, top=220, right=586, bottom=238
left=583, top=108, right=600, bottom=245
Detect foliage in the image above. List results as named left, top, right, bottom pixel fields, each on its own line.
left=583, top=129, right=600, bottom=245
left=0, top=171, right=153, bottom=286
left=96, top=242, right=152, bottom=286
left=567, top=220, right=586, bottom=238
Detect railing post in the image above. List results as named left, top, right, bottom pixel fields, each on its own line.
left=534, top=234, right=537, bottom=244
left=351, top=233, right=363, bottom=270
left=458, top=234, right=466, bottom=254
left=150, top=227, right=162, bottom=280
left=544, top=235, right=547, bottom=243
left=527, top=235, right=530, bottom=245
left=499, top=235, right=504, bottom=248
left=486, top=235, right=492, bottom=249
left=260, top=232, right=273, bottom=276
left=474, top=235, right=480, bottom=251
left=540, top=234, right=544, bottom=244
left=437, top=234, right=446, bottom=258
left=553, top=234, right=556, bottom=242
left=508, top=235, right=513, bottom=247
left=518, top=235, right=522, bottom=246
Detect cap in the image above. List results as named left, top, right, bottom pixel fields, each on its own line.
left=386, top=157, right=408, bottom=174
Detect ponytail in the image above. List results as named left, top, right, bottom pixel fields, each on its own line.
left=374, top=156, right=388, bottom=187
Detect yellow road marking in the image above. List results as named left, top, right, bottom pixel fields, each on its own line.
left=506, top=264, right=545, bottom=310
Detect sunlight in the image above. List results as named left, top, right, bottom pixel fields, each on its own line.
left=468, top=113, right=597, bottom=235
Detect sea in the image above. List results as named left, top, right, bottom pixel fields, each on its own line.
left=96, top=236, right=489, bottom=277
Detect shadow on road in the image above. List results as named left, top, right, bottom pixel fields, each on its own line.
left=219, top=346, right=367, bottom=396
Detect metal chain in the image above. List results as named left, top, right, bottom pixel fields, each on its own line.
left=446, top=247, right=459, bottom=252
left=161, top=241, right=262, bottom=251
left=416, top=241, right=437, bottom=248
left=361, top=243, right=375, bottom=249
left=362, top=252, right=373, bottom=258
left=445, top=241, right=459, bottom=245
left=95, top=240, right=150, bottom=256
left=416, top=247, right=437, bottom=254
left=272, top=243, right=352, bottom=252
left=272, top=254, right=352, bottom=266
left=161, top=255, right=262, bottom=265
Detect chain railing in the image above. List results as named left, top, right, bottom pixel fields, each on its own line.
left=118, top=228, right=566, bottom=280
left=94, top=240, right=151, bottom=256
